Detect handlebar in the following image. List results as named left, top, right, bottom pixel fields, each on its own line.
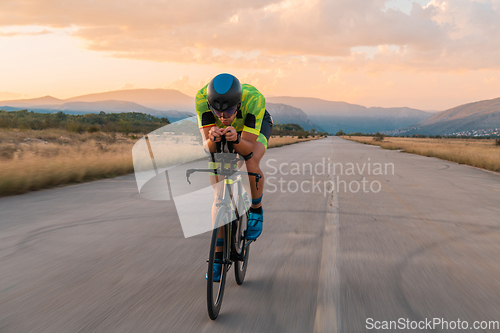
left=186, top=154, right=261, bottom=189
left=186, top=169, right=261, bottom=189
left=210, top=132, right=235, bottom=142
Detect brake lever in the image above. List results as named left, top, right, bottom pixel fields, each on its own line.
left=186, top=170, right=194, bottom=184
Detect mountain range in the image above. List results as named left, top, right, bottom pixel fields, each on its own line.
left=385, top=97, right=500, bottom=136
left=1, top=89, right=499, bottom=136
left=267, top=97, right=433, bottom=133
left=265, top=103, right=321, bottom=131
left=0, top=92, right=194, bottom=123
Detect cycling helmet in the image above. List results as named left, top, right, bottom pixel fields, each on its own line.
left=207, top=73, right=242, bottom=118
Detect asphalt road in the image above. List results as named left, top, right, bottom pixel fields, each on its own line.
left=1, top=137, right=499, bottom=332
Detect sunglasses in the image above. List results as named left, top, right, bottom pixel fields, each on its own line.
left=208, top=103, right=239, bottom=118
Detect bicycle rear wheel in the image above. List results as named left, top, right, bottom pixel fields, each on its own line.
left=234, top=194, right=251, bottom=285
left=207, top=209, right=230, bottom=320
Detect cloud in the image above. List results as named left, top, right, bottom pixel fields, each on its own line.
left=119, top=83, right=135, bottom=90
left=0, top=29, right=51, bottom=37
left=1, top=0, right=500, bottom=72
left=0, top=91, right=29, bottom=100
left=164, top=75, right=197, bottom=95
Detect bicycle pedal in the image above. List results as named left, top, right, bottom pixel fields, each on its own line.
left=230, top=252, right=246, bottom=261
left=206, top=259, right=231, bottom=265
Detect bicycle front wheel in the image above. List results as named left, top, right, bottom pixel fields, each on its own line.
left=234, top=194, right=251, bottom=285
left=207, top=209, right=230, bottom=320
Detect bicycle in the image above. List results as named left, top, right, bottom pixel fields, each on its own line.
left=186, top=152, right=261, bottom=320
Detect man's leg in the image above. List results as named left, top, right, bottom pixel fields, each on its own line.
left=244, top=142, right=266, bottom=240
left=244, top=141, right=266, bottom=208
left=209, top=174, right=225, bottom=250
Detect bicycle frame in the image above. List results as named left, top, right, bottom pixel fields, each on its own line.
left=218, top=174, right=254, bottom=262
left=186, top=154, right=260, bottom=252
left=215, top=175, right=243, bottom=226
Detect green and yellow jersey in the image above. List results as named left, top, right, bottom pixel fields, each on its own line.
left=195, top=83, right=269, bottom=147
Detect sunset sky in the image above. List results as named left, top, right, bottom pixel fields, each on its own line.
left=1, top=0, right=500, bottom=111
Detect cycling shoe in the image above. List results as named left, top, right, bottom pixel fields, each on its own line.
left=245, top=211, right=263, bottom=240
left=206, top=262, right=222, bottom=282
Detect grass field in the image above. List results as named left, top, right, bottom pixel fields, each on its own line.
left=0, top=129, right=320, bottom=197
left=0, top=129, right=135, bottom=196
left=267, top=135, right=321, bottom=148
left=344, top=136, right=500, bottom=173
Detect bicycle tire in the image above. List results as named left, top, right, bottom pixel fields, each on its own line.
left=207, top=208, right=230, bottom=320
left=234, top=195, right=251, bottom=285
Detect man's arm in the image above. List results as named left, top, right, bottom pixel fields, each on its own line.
left=201, top=126, right=224, bottom=153
left=222, top=126, right=257, bottom=156
left=231, top=84, right=265, bottom=155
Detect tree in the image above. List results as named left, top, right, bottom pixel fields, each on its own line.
left=119, top=119, right=131, bottom=135
left=335, top=129, right=345, bottom=136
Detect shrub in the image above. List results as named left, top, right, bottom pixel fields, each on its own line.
left=87, top=124, right=100, bottom=133
left=373, top=132, right=385, bottom=141
left=66, top=122, right=85, bottom=134
left=496, top=138, right=500, bottom=146
left=109, top=132, right=117, bottom=144
left=0, top=145, right=17, bottom=160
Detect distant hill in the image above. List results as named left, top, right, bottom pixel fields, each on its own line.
left=389, top=97, right=500, bottom=136
left=67, top=89, right=193, bottom=111
left=0, top=106, right=93, bottom=116
left=40, top=100, right=193, bottom=122
left=0, top=99, right=193, bottom=123
left=0, top=89, right=194, bottom=118
left=267, top=96, right=433, bottom=134
left=421, top=97, right=500, bottom=125
left=0, top=96, right=64, bottom=107
left=42, top=100, right=162, bottom=113
left=266, top=103, right=322, bottom=131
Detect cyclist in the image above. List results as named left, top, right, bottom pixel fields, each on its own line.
left=196, top=73, right=273, bottom=281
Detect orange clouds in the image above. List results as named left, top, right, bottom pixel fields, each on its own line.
left=2, top=0, right=500, bottom=110
left=0, top=30, right=50, bottom=37
left=1, top=0, right=500, bottom=73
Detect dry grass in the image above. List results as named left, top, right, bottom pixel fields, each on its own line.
left=0, top=129, right=323, bottom=197
left=268, top=135, right=321, bottom=148
left=344, top=136, right=500, bottom=173
left=0, top=129, right=136, bottom=196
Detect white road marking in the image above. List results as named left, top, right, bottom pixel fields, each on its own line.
left=314, top=138, right=340, bottom=333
